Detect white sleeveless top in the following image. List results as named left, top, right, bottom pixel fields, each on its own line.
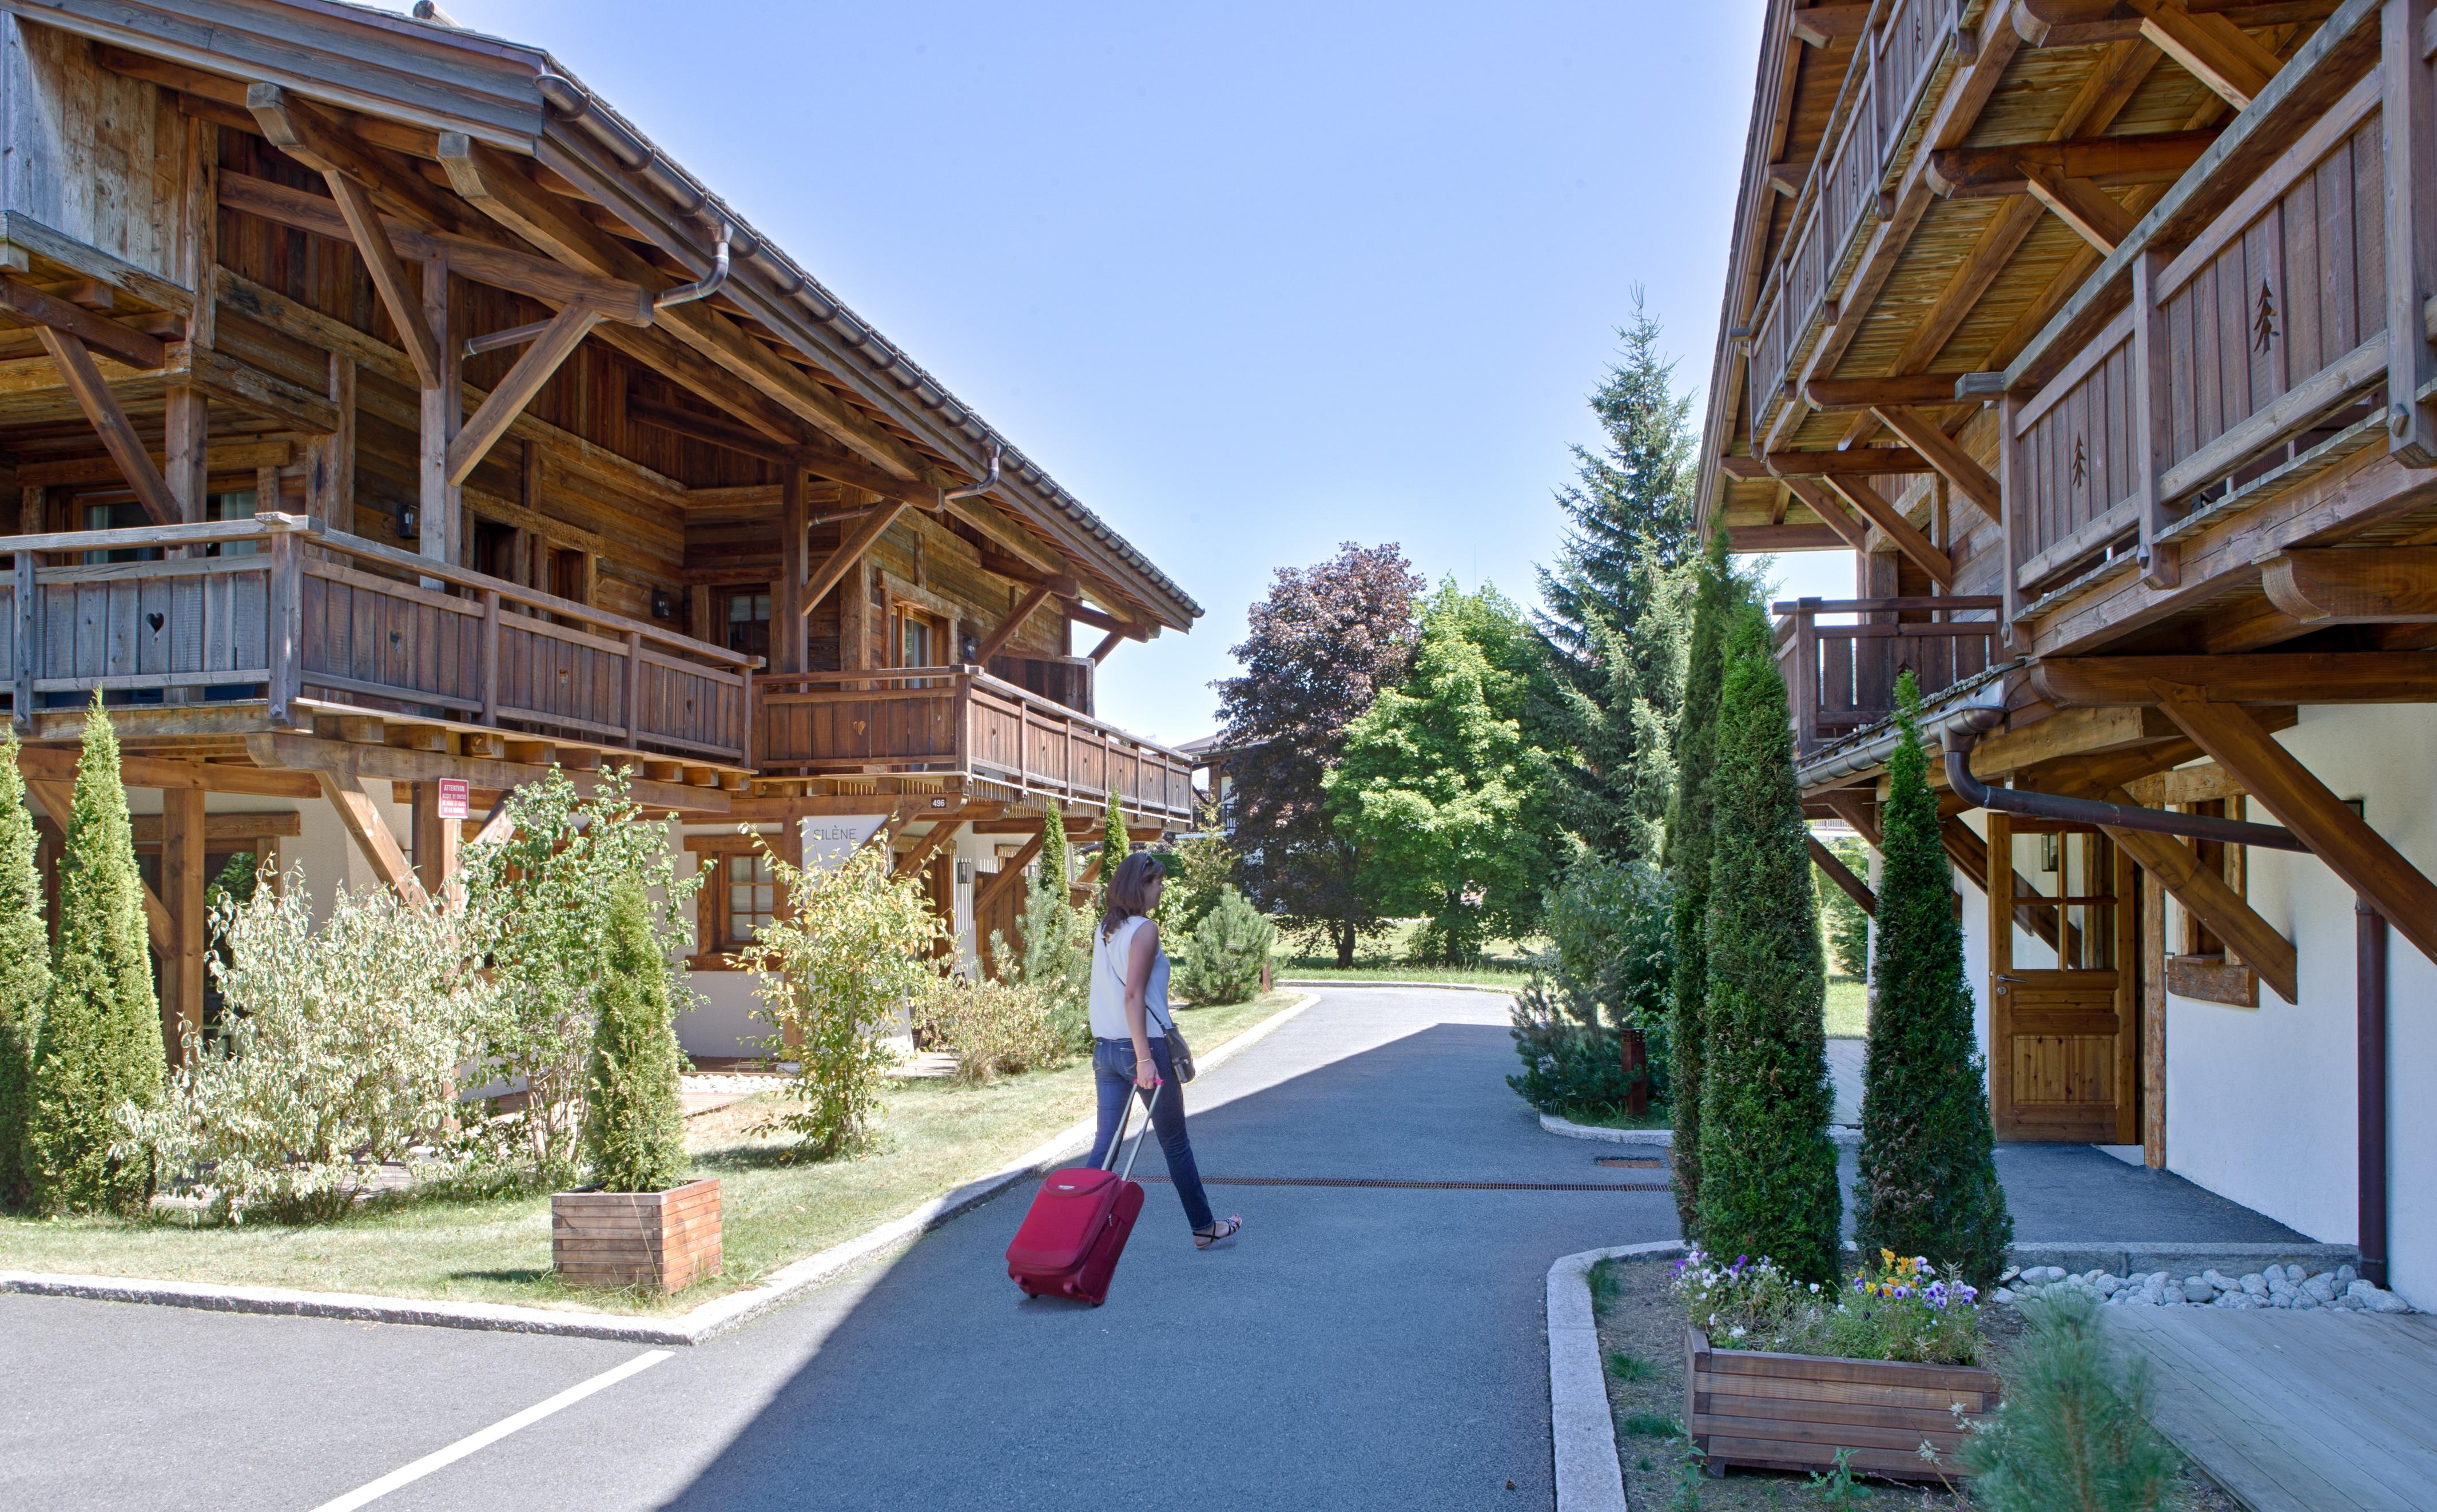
left=1088, top=915, right=1170, bottom=1041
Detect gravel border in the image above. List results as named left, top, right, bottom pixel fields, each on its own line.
left=1540, top=1112, right=1861, bottom=1147
left=0, top=992, right=1322, bottom=1345
left=1548, top=1239, right=1686, bottom=1512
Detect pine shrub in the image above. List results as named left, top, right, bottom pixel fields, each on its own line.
left=1695, top=607, right=1840, bottom=1283
left=1174, top=886, right=1274, bottom=1005
left=1961, top=1291, right=2189, bottom=1511
left=1855, top=673, right=2011, bottom=1284
left=1508, top=856, right=1673, bottom=1116
left=0, top=730, right=49, bottom=1208
left=30, top=695, right=163, bottom=1215
left=1663, top=536, right=1732, bottom=1235
left=583, top=881, right=691, bottom=1194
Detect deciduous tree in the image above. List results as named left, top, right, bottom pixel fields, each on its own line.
left=1215, top=543, right=1424, bottom=965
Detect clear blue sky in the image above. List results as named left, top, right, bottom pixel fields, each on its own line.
left=407, top=1, right=1850, bottom=743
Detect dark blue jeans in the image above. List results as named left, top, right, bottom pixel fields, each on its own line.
left=1086, top=1037, right=1214, bottom=1232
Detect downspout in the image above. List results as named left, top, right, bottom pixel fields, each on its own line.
left=653, top=222, right=732, bottom=311
left=1940, top=729, right=2310, bottom=852
left=943, top=446, right=1001, bottom=503
left=2358, top=897, right=2389, bottom=1288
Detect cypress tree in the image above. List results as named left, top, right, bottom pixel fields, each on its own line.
left=1697, top=606, right=1840, bottom=1282
left=1098, top=787, right=1129, bottom=908
left=0, top=729, right=50, bottom=1208
left=1855, top=673, right=2012, bottom=1284
left=583, top=880, right=690, bottom=1193
left=1038, top=799, right=1072, bottom=906
left=1663, top=535, right=1732, bottom=1238
left=31, top=694, right=164, bottom=1215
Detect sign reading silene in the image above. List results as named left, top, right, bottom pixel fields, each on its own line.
left=801, top=815, right=892, bottom=871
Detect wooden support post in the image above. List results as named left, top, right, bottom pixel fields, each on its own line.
left=1808, top=832, right=1878, bottom=915
left=11, top=544, right=34, bottom=734
left=2100, top=815, right=2297, bottom=1004
left=2141, top=864, right=2168, bottom=1169
left=315, top=767, right=428, bottom=908
left=2132, top=245, right=2180, bottom=587
left=1087, top=628, right=1126, bottom=665
left=776, top=469, right=809, bottom=675
left=893, top=816, right=964, bottom=880
left=35, top=329, right=180, bottom=527
left=1997, top=389, right=2024, bottom=646
left=162, top=787, right=206, bottom=1063
left=410, top=781, right=460, bottom=901
left=165, top=116, right=218, bottom=540
left=803, top=499, right=913, bottom=618
left=2385, top=0, right=2437, bottom=466
left=974, top=583, right=1053, bottom=668
left=308, top=354, right=356, bottom=534
left=2156, top=693, right=2437, bottom=965
left=418, top=257, right=460, bottom=566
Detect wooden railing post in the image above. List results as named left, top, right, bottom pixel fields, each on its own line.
left=480, top=587, right=500, bottom=726
left=2383, top=0, right=2437, bottom=466
left=741, top=667, right=756, bottom=769
left=11, top=549, right=33, bottom=733
left=2133, top=246, right=2179, bottom=588
left=265, top=528, right=300, bottom=726
left=1998, top=389, right=2023, bottom=647
left=623, top=629, right=644, bottom=749
left=1793, top=599, right=1822, bottom=753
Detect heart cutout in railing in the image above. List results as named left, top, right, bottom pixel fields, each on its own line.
left=145, top=612, right=165, bottom=634
left=389, top=631, right=402, bottom=647
left=853, top=719, right=866, bottom=734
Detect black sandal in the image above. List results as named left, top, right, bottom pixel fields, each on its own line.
left=1194, top=1216, right=1242, bottom=1250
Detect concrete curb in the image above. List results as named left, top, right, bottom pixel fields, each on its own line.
left=1549, top=1239, right=1685, bottom=1512
left=1538, top=1112, right=1860, bottom=1147
left=0, top=992, right=1324, bottom=1345
left=1277, top=978, right=1520, bottom=996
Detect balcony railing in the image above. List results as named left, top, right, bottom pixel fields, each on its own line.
left=3, top=515, right=756, bottom=765
left=756, top=666, right=1196, bottom=819
left=1774, top=596, right=2003, bottom=755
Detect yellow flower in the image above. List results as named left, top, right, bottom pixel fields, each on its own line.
left=1881, top=1249, right=1896, bottom=1267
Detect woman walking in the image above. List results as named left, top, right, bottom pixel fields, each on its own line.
left=1085, top=850, right=1242, bottom=1249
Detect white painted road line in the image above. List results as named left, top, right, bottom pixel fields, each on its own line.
left=306, top=1350, right=673, bottom=1511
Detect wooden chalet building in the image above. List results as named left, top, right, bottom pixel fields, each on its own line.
left=1703, top=0, right=2437, bottom=1302
left=0, top=0, right=1200, bottom=1061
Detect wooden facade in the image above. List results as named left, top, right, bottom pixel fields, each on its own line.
left=1707, top=0, right=2437, bottom=1299
left=0, top=0, right=1201, bottom=1047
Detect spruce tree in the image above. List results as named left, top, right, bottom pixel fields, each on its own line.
left=583, top=880, right=690, bottom=1193
left=1696, top=606, right=1840, bottom=1282
left=1855, top=673, right=2012, bottom=1284
left=1098, top=787, right=1129, bottom=908
left=1663, top=535, right=1732, bottom=1238
left=1038, top=800, right=1072, bottom=906
left=0, top=729, right=50, bottom=1208
left=30, top=694, right=164, bottom=1215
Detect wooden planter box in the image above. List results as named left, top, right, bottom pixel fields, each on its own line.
left=1686, top=1327, right=1998, bottom=1481
left=552, top=1177, right=722, bottom=1292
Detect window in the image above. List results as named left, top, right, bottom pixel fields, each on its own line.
left=723, top=591, right=772, bottom=662
left=723, top=852, right=777, bottom=952
left=210, top=490, right=259, bottom=556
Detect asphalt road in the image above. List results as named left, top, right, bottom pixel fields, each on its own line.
left=1, top=988, right=1679, bottom=1511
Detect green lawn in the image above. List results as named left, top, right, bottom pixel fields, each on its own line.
left=1278, top=964, right=1529, bottom=989
left=0, top=992, right=1301, bottom=1316
left=1824, top=975, right=1869, bottom=1038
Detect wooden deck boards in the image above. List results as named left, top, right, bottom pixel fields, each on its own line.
left=2109, top=1308, right=2437, bottom=1512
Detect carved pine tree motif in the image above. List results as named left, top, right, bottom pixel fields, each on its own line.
left=2253, top=278, right=2279, bottom=353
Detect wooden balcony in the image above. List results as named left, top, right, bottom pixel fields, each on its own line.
left=1775, top=596, right=2004, bottom=755
left=4, top=515, right=756, bottom=769
left=756, top=666, right=1196, bottom=821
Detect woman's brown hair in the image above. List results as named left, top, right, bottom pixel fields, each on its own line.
left=1099, top=850, right=1164, bottom=941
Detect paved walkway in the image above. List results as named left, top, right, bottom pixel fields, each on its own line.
left=0, top=988, right=1678, bottom=1511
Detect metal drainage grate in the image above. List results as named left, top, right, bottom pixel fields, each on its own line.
left=1595, top=1156, right=1665, bottom=1169
left=1134, top=1176, right=1671, bottom=1192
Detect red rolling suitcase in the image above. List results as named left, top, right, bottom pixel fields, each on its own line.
left=1005, top=1084, right=1160, bottom=1305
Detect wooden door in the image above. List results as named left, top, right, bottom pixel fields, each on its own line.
left=1987, top=814, right=2141, bottom=1144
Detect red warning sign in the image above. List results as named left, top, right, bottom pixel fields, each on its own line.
left=436, top=778, right=470, bottom=821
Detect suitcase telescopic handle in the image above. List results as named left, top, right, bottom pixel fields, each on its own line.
left=1103, top=1080, right=1163, bottom=1179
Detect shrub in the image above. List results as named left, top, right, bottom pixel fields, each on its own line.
left=992, top=806, right=1091, bottom=1052
left=1174, top=886, right=1275, bottom=1005
left=738, top=842, right=943, bottom=1158
left=458, top=767, right=701, bottom=1180
left=0, top=730, right=48, bottom=1208
left=582, top=881, right=690, bottom=1193
left=30, top=695, right=162, bottom=1215
left=1508, top=856, right=1672, bottom=1116
left=1962, top=1290, right=2189, bottom=1511
left=1816, top=834, right=1871, bottom=980
left=920, top=973, right=1064, bottom=1084
left=121, top=876, right=491, bottom=1222
left=1696, top=606, right=1840, bottom=1283
left=1856, top=674, right=2012, bottom=1286
left=1154, top=798, right=1237, bottom=940
left=1663, top=536, right=1735, bottom=1237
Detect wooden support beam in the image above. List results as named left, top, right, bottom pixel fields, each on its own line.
left=314, top=766, right=428, bottom=908
left=126, top=811, right=303, bottom=843
left=2155, top=693, right=2437, bottom=964
left=1790, top=2, right=1872, bottom=44
left=33, top=328, right=181, bottom=527
left=1939, top=811, right=2064, bottom=946
left=1808, top=832, right=1878, bottom=916
left=2020, top=165, right=2138, bottom=253
left=1721, top=523, right=1850, bottom=551
left=446, top=306, right=601, bottom=485
left=975, top=544, right=1083, bottom=599
left=161, top=787, right=205, bottom=1060
left=2260, top=546, right=2437, bottom=623
left=1087, top=628, right=1127, bottom=664
left=262, top=157, right=439, bottom=385
left=973, top=829, right=1047, bottom=918
left=418, top=255, right=459, bottom=566
left=1819, top=789, right=1882, bottom=850
left=1802, top=373, right=1973, bottom=410
left=2126, top=0, right=2279, bottom=109
left=1778, top=477, right=1875, bottom=552
left=1824, top=476, right=1956, bottom=587
left=1967, top=706, right=2181, bottom=776
left=1869, top=407, right=2004, bottom=522
left=2035, top=652, right=2437, bottom=706
left=0, top=274, right=167, bottom=370
left=2098, top=798, right=2299, bottom=1003
left=802, top=499, right=913, bottom=618
left=776, top=469, right=811, bottom=674
left=1062, top=600, right=1152, bottom=639
left=410, top=781, right=460, bottom=899
left=1929, top=129, right=2219, bottom=197
left=892, top=815, right=965, bottom=880
left=974, top=583, right=1054, bottom=667
left=249, top=734, right=722, bottom=815
left=1719, top=448, right=1935, bottom=480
